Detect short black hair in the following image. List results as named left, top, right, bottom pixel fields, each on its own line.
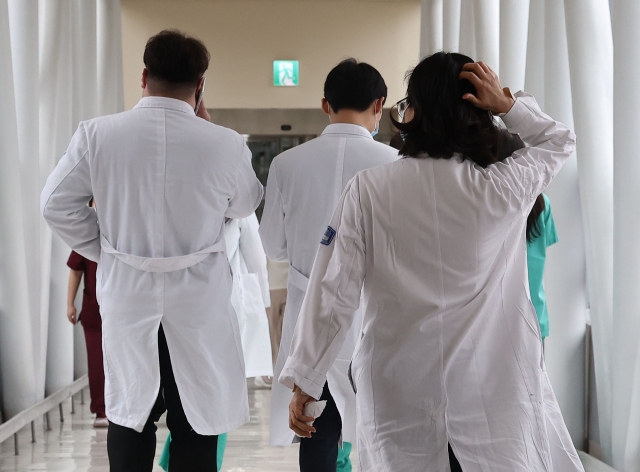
left=324, top=59, right=387, bottom=112
left=143, top=30, right=210, bottom=90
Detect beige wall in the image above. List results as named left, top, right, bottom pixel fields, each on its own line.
left=121, top=0, right=421, bottom=110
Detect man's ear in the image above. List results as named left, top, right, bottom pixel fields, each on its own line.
left=141, top=68, right=148, bottom=89
left=196, top=77, right=205, bottom=95
left=375, top=97, right=385, bottom=115
left=321, top=98, right=331, bottom=116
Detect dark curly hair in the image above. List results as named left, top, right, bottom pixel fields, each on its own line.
left=392, top=52, right=501, bottom=168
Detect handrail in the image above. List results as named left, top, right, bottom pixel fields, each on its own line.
left=0, top=375, right=88, bottom=453
left=579, top=452, right=618, bottom=472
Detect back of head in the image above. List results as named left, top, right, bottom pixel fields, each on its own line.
left=324, top=59, right=387, bottom=112
left=394, top=52, right=500, bottom=168
left=143, top=30, right=210, bottom=96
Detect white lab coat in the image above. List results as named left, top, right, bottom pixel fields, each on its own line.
left=280, top=93, right=584, bottom=471
left=260, top=123, right=399, bottom=446
left=225, top=214, right=273, bottom=378
left=41, top=97, right=263, bottom=435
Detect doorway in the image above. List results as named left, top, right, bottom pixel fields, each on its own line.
left=247, top=135, right=316, bottom=219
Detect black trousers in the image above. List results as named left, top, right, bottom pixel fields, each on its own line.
left=449, top=443, right=462, bottom=472
left=299, top=383, right=342, bottom=472
left=107, top=325, right=218, bottom=472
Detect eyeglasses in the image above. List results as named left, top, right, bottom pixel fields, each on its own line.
left=392, top=97, right=409, bottom=123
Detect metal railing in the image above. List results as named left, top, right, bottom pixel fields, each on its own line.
left=580, top=451, right=618, bottom=472
left=0, top=375, right=88, bottom=455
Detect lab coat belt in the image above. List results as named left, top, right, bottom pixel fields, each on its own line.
left=100, top=234, right=225, bottom=273
left=288, top=265, right=309, bottom=293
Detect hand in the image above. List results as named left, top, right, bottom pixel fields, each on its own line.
left=67, top=305, right=77, bottom=325
left=196, top=98, right=211, bottom=121
left=459, top=62, right=515, bottom=114
left=288, top=386, right=316, bottom=438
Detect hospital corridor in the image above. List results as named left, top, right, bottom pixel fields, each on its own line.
left=0, top=0, right=638, bottom=471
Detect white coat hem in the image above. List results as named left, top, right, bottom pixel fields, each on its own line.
left=107, top=411, right=250, bottom=436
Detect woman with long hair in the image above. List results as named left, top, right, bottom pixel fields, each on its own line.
left=280, top=52, right=582, bottom=471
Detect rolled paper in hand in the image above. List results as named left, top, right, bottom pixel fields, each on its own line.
left=295, top=400, right=327, bottom=437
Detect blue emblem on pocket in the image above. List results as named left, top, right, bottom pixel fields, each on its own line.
left=320, top=226, right=336, bottom=246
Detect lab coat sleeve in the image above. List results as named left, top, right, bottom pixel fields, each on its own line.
left=226, top=139, right=264, bottom=219
left=259, top=159, right=288, bottom=261
left=279, top=177, right=366, bottom=400
left=487, top=92, right=576, bottom=208
left=41, top=123, right=100, bottom=262
left=239, top=214, right=271, bottom=307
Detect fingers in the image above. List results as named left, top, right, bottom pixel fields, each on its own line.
left=289, top=413, right=316, bottom=437
left=477, top=61, right=492, bottom=76
left=291, top=402, right=315, bottom=424
left=462, top=61, right=500, bottom=85
left=462, top=93, right=481, bottom=107
left=459, top=70, right=483, bottom=89
left=461, top=62, right=487, bottom=79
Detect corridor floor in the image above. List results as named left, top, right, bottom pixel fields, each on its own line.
left=0, top=384, right=336, bottom=471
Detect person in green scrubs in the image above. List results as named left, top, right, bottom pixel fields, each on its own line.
left=159, top=432, right=227, bottom=471
left=498, top=130, right=558, bottom=340
left=526, top=193, right=558, bottom=340
left=160, top=432, right=353, bottom=471
left=159, top=432, right=351, bottom=471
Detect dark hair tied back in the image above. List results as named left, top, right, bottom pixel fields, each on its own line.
left=392, top=52, right=500, bottom=168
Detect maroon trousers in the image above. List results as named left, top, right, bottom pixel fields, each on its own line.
left=82, top=321, right=106, bottom=418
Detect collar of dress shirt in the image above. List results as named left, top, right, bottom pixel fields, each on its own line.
left=133, top=96, right=196, bottom=115
left=321, top=123, right=374, bottom=140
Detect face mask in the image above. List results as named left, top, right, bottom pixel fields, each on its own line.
left=371, top=105, right=380, bottom=138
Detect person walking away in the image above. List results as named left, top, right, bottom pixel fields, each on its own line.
left=527, top=193, right=558, bottom=342
left=226, top=214, right=273, bottom=385
left=260, top=58, right=399, bottom=472
left=266, top=258, right=288, bottom=370
left=498, top=132, right=559, bottom=344
left=67, top=243, right=108, bottom=428
left=41, top=30, right=263, bottom=472
left=283, top=53, right=583, bottom=471
left=160, top=213, right=272, bottom=472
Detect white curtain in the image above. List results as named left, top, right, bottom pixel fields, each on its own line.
left=0, top=0, right=123, bottom=419
left=419, top=0, right=625, bottom=468
left=611, top=2, right=640, bottom=472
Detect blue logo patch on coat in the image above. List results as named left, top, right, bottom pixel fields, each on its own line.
left=320, top=226, right=336, bottom=246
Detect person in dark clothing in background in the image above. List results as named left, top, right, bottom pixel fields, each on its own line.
left=67, top=243, right=108, bottom=428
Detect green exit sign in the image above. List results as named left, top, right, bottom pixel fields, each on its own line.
left=273, top=60, right=299, bottom=87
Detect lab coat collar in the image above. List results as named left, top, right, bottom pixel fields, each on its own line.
left=133, top=96, right=196, bottom=115
left=321, top=123, right=374, bottom=140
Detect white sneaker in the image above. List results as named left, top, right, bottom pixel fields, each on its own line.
left=93, top=416, right=109, bottom=428
left=254, top=376, right=272, bottom=388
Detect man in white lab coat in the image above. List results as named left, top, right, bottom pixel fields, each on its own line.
left=41, top=30, right=263, bottom=472
left=260, top=59, right=398, bottom=472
